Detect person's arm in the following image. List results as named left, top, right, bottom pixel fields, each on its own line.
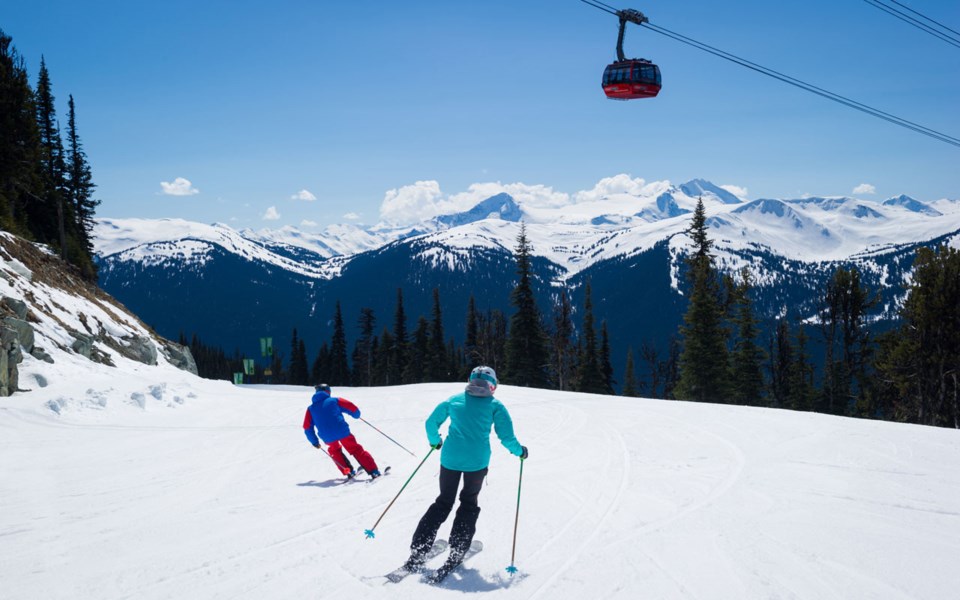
left=425, top=401, right=449, bottom=448
left=492, top=402, right=523, bottom=456
left=337, top=397, right=361, bottom=419
left=303, top=409, right=320, bottom=447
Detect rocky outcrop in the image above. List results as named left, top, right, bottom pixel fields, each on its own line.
left=162, top=342, right=198, bottom=375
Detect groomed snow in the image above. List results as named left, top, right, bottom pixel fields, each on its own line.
left=3, top=358, right=960, bottom=599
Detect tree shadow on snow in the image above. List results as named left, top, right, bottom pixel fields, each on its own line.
left=432, top=566, right=528, bottom=592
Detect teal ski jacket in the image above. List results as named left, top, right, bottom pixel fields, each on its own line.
left=425, top=391, right=523, bottom=472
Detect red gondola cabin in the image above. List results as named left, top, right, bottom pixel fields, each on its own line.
left=602, top=59, right=661, bottom=100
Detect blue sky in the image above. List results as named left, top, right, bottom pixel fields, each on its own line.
left=4, top=0, right=959, bottom=229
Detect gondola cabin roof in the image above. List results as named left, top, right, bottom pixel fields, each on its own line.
left=602, top=59, right=661, bottom=100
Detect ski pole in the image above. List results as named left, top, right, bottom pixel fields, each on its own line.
left=317, top=444, right=354, bottom=474
left=365, top=446, right=435, bottom=539
left=505, top=456, right=525, bottom=574
left=360, top=417, right=416, bottom=457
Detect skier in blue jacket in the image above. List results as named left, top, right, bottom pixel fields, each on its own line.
left=303, top=384, right=381, bottom=479
left=402, top=365, right=527, bottom=576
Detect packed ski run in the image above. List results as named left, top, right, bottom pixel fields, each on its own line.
left=3, top=358, right=960, bottom=600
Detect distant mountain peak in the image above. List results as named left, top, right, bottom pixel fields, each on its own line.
left=882, top=194, right=942, bottom=216
left=679, top=179, right=743, bottom=205
left=433, top=192, right=523, bottom=228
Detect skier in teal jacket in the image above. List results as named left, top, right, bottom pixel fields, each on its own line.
left=402, top=365, right=528, bottom=578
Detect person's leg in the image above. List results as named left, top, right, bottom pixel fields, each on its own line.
left=339, top=434, right=378, bottom=473
left=326, top=439, right=354, bottom=475
left=447, top=467, right=488, bottom=561
left=406, top=466, right=462, bottom=568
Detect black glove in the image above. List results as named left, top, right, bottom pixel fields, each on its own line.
left=432, top=438, right=443, bottom=450
left=313, top=443, right=321, bottom=449
left=520, top=446, right=528, bottom=460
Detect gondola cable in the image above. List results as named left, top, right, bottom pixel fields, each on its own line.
left=861, top=0, right=960, bottom=49
left=578, top=0, right=960, bottom=148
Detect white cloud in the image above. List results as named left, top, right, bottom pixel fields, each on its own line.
left=291, top=189, right=317, bottom=201
left=853, top=183, right=876, bottom=195
left=574, top=174, right=647, bottom=202
left=300, top=219, right=318, bottom=227
left=379, top=180, right=449, bottom=224
left=160, top=177, right=199, bottom=196
left=343, top=212, right=361, bottom=221
left=720, top=184, right=749, bottom=200
left=262, top=206, right=280, bottom=221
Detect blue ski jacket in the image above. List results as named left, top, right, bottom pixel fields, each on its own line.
left=425, top=390, right=523, bottom=472
left=303, top=390, right=360, bottom=445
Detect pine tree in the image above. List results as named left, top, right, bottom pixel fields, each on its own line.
left=768, top=318, right=794, bottom=408
left=876, top=245, right=960, bottom=427
left=475, top=309, right=507, bottom=373
left=504, top=222, right=550, bottom=388
left=64, top=94, right=98, bottom=280
left=374, top=327, right=394, bottom=385
left=674, top=198, right=731, bottom=403
left=622, top=347, right=639, bottom=397
left=391, top=288, right=409, bottom=384
left=352, top=307, right=376, bottom=386
left=405, top=316, right=430, bottom=383
left=0, top=30, right=40, bottom=234
left=329, top=301, right=350, bottom=385
left=787, top=323, right=816, bottom=411
left=600, top=321, right=615, bottom=394
left=818, top=266, right=876, bottom=415
left=463, top=295, right=479, bottom=376
left=550, top=288, right=576, bottom=391
left=33, top=57, right=69, bottom=257
left=729, top=269, right=765, bottom=406
left=312, top=342, right=331, bottom=385
left=575, top=280, right=606, bottom=393
left=427, top=288, right=449, bottom=381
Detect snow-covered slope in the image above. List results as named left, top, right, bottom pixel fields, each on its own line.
left=3, top=373, right=960, bottom=599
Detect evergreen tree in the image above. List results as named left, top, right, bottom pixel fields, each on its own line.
left=405, top=316, right=430, bottom=383
left=0, top=30, right=40, bottom=234
left=768, top=318, right=794, bottom=408
left=312, top=342, right=331, bottom=385
left=463, top=295, right=479, bottom=376
left=391, top=288, right=409, bottom=384
left=818, top=266, right=876, bottom=415
left=329, top=302, right=350, bottom=385
left=663, top=336, right=681, bottom=400
left=787, top=323, right=816, bottom=411
left=674, top=198, right=731, bottom=403
left=352, top=307, right=376, bottom=386
left=504, top=222, right=550, bottom=388
left=33, top=57, right=69, bottom=257
left=639, top=340, right=661, bottom=398
left=286, top=328, right=308, bottom=385
left=550, top=288, right=576, bottom=391
left=622, top=347, right=639, bottom=397
left=64, top=94, right=98, bottom=279
left=600, top=321, right=615, bottom=394
left=373, top=327, right=394, bottom=386
left=475, top=309, right=507, bottom=373
left=427, top=288, right=450, bottom=381
left=575, top=280, right=607, bottom=393
left=729, top=269, right=765, bottom=406
left=876, top=245, right=960, bottom=427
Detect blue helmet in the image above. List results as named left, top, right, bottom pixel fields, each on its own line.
left=314, top=383, right=331, bottom=394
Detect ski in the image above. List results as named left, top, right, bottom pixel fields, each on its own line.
left=366, top=465, right=391, bottom=482
left=425, top=540, right=483, bottom=585
left=384, top=538, right=449, bottom=583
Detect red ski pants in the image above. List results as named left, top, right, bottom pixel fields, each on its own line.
left=328, top=434, right=378, bottom=474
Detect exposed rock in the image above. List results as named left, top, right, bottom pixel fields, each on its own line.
left=3, top=316, right=35, bottom=354
left=2, top=297, right=28, bottom=320
left=121, top=335, right=158, bottom=366
left=162, top=342, right=198, bottom=375
left=0, top=325, right=21, bottom=396
left=71, top=332, right=95, bottom=359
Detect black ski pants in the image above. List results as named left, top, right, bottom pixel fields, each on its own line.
left=410, top=465, right=487, bottom=560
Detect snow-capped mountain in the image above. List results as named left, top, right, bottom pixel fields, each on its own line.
left=93, top=179, right=960, bottom=377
